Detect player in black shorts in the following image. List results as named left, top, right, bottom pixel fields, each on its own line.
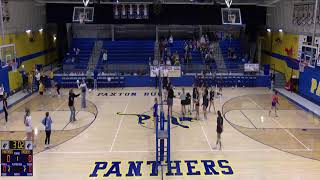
left=215, top=111, right=223, bottom=150
left=202, top=91, right=209, bottom=120
left=208, top=87, right=216, bottom=113
left=192, top=85, right=198, bottom=111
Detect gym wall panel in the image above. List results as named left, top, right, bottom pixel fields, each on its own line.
left=0, top=31, right=58, bottom=92
left=261, top=32, right=300, bottom=81
left=5, top=0, right=46, bottom=33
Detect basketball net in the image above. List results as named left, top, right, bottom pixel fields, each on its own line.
left=79, top=13, right=85, bottom=24
left=225, top=0, right=232, bottom=8
left=299, top=60, right=307, bottom=72
left=83, top=0, right=89, bottom=7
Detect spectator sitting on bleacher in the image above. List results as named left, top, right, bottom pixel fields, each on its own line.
left=174, top=59, right=180, bottom=66
left=232, top=53, right=237, bottom=61
left=172, top=51, right=179, bottom=62
left=200, top=35, right=206, bottom=46
left=168, top=35, right=173, bottom=47
left=102, top=50, right=108, bottom=62
left=166, top=57, right=171, bottom=66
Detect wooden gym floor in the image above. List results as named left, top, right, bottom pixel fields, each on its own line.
left=0, top=87, right=320, bottom=179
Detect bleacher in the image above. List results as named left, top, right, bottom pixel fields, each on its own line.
left=219, top=40, right=245, bottom=69
left=168, top=40, right=217, bottom=69
left=97, top=40, right=154, bottom=67
left=63, top=38, right=95, bottom=71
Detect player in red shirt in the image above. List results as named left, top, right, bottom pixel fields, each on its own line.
left=269, top=91, right=280, bottom=117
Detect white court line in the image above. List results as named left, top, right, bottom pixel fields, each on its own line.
left=199, top=121, right=214, bottom=150
left=52, top=100, right=67, bottom=116
left=43, top=148, right=313, bottom=154
left=247, top=96, right=264, bottom=110
left=109, top=99, right=130, bottom=152
left=271, top=117, right=311, bottom=151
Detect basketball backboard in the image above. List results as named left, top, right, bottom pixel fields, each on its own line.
left=73, top=7, right=94, bottom=23
left=221, top=8, right=242, bottom=25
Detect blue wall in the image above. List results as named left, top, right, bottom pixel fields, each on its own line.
left=299, top=67, right=320, bottom=105
left=55, top=75, right=270, bottom=88
left=0, top=67, right=10, bottom=93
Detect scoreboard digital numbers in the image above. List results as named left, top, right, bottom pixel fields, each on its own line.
left=1, top=140, right=33, bottom=176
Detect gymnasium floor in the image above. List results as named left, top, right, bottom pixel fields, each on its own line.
left=1, top=87, right=320, bottom=179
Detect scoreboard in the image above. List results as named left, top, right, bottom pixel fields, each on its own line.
left=1, top=140, right=33, bottom=176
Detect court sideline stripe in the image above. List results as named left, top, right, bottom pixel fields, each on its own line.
left=44, top=148, right=312, bottom=154
left=109, top=98, right=130, bottom=152
left=199, top=121, right=214, bottom=150
left=271, top=117, right=311, bottom=151
left=240, top=110, right=257, bottom=129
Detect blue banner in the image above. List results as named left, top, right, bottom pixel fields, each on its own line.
left=298, top=67, right=320, bottom=105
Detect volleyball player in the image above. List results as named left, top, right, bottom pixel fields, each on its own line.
left=3, top=93, right=8, bottom=122
left=269, top=91, right=280, bottom=117
left=208, top=87, right=216, bottom=113
left=202, top=90, right=209, bottom=120
left=215, top=111, right=223, bottom=150
left=192, top=85, right=198, bottom=111
left=24, top=108, right=33, bottom=142
left=152, top=98, right=158, bottom=132
left=180, top=88, right=186, bottom=116
left=195, top=89, right=200, bottom=120
left=167, top=83, right=174, bottom=118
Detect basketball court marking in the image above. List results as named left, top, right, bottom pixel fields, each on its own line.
left=199, top=121, right=214, bottom=150
left=109, top=98, right=130, bottom=152
left=240, top=110, right=257, bottom=129
left=271, top=117, right=311, bottom=150
left=42, top=148, right=312, bottom=154
left=247, top=96, right=264, bottom=110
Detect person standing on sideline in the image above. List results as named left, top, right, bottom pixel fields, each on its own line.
left=215, top=111, right=223, bottom=150
left=269, top=91, right=280, bottom=117
left=3, top=93, right=8, bottom=122
left=152, top=98, right=158, bottom=132
left=35, top=70, right=41, bottom=90
left=39, top=82, right=44, bottom=96
left=68, top=89, right=80, bottom=122
left=24, top=108, right=33, bottom=142
left=55, top=81, right=61, bottom=97
left=180, top=88, right=186, bottom=116
left=78, top=80, right=87, bottom=109
left=0, top=84, right=4, bottom=100
left=42, top=112, right=53, bottom=148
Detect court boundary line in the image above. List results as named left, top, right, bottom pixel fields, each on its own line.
left=199, top=121, right=214, bottom=150
left=222, top=94, right=320, bottom=162
left=109, top=99, right=130, bottom=152
left=43, top=148, right=313, bottom=154
left=271, top=117, right=311, bottom=151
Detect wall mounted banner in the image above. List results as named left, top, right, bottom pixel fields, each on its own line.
left=150, top=66, right=181, bottom=77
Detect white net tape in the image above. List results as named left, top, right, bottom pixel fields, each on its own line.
left=225, top=0, right=232, bottom=8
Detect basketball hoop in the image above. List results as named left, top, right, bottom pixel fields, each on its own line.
left=79, top=13, right=86, bottom=24
left=225, top=0, right=232, bottom=8
left=299, top=61, right=307, bottom=72
left=228, top=13, right=236, bottom=24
